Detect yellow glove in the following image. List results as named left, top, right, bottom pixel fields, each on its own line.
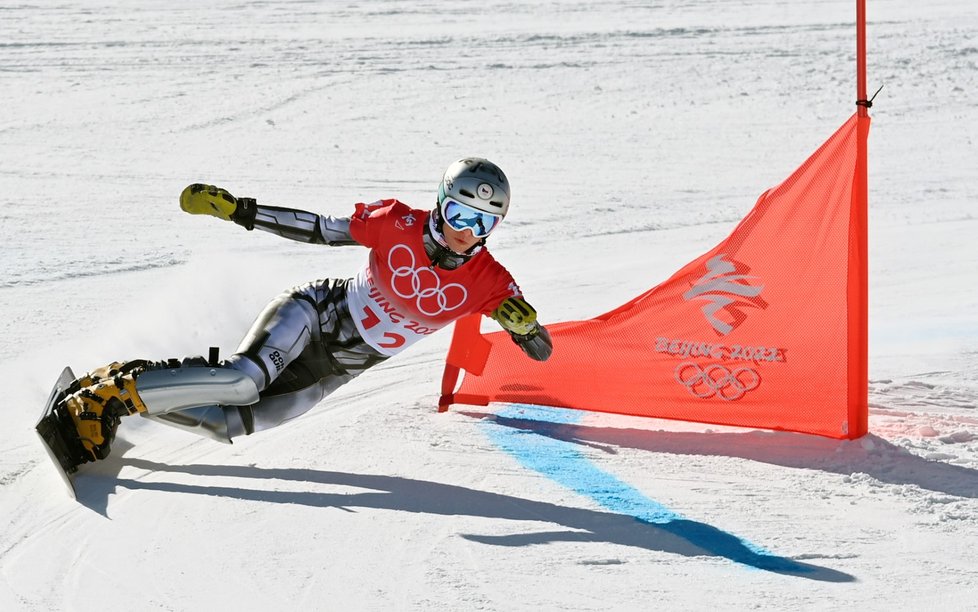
left=491, top=297, right=538, bottom=337
left=180, top=183, right=239, bottom=221
left=492, top=297, right=553, bottom=361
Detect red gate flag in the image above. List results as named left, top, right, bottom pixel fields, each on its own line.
left=440, top=113, right=870, bottom=439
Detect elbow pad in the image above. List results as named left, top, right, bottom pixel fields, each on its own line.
left=317, top=215, right=357, bottom=246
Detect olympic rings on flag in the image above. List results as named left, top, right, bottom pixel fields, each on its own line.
left=387, top=244, right=468, bottom=317
left=674, top=362, right=761, bottom=401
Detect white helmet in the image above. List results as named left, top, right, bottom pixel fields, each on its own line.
left=437, top=157, right=511, bottom=219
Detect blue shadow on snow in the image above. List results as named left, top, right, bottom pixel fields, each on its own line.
left=476, top=405, right=837, bottom=578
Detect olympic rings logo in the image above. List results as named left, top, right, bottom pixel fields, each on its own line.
left=387, top=244, right=468, bottom=317
left=674, top=362, right=761, bottom=401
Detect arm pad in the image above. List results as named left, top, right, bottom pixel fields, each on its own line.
left=233, top=202, right=357, bottom=246
left=180, top=184, right=356, bottom=246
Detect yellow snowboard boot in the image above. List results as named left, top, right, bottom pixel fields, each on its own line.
left=63, top=361, right=150, bottom=461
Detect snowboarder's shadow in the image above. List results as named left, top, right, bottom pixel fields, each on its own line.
left=466, top=411, right=978, bottom=499
left=92, top=456, right=852, bottom=583
left=72, top=438, right=136, bottom=515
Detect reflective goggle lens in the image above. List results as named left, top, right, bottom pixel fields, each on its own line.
left=442, top=199, right=502, bottom=238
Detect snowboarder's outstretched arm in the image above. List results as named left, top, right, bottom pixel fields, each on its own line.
left=180, top=183, right=357, bottom=246
left=491, top=297, right=553, bottom=361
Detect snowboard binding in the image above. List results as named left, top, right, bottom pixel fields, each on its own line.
left=35, top=381, right=91, bottom=477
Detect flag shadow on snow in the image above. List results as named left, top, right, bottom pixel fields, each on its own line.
left=112, top=458, right=852, bottom=582
left=464, top=411, right=978, bottom=499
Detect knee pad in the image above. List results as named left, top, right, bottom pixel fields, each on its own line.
left=233, top=290, right=321, bottom=389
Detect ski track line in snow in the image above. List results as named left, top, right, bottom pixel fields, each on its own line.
left=0, top=256, right=186, bottom=289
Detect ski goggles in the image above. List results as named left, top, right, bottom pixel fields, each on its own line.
left=441, top=198, right=503, bottom=238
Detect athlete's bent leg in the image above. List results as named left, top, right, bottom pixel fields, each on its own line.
left=223, top=284, right=323, bottom=392
left=65, top=279, right=387, bottom=456
left=141, top=283, right=325, bottom=441
left=219, top=279, right=388, bottom=439
left=64, top=284, right=319, bottom=455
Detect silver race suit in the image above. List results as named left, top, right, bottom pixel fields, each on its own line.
left=145, top=204, right=401, bottom=441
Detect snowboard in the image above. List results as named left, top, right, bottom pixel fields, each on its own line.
left=34, top=366, right=83, bottom=499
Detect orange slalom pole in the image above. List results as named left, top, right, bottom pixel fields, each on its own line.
left=857, top=0, right=868, bottom=117
left=850, top=0, right=870, bottom=437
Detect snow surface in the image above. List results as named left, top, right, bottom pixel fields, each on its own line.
left=2, top=0, right=977, bottom=610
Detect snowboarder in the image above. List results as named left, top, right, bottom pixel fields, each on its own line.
left=59, top=158, right=552, bottom=466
